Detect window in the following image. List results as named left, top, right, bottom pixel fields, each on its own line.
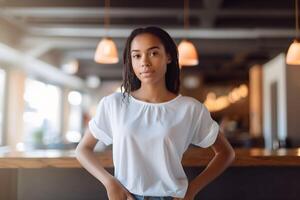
left=23, top=78, right=62, bottom=148
left=0, top=68, right=6, bottom=145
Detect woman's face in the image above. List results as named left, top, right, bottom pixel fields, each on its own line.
left=130, top=33, right=171, bottom=86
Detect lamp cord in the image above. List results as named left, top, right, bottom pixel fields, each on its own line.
left=296, top=0, right=299, bottom=39
left=184, top=0, right=189, bottom=31
left=104, top=0, right=110, bottom=31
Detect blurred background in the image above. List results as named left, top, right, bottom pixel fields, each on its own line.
left=0, top=0, right=300, bottom=152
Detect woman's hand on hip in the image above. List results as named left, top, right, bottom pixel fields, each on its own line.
left=172, top=192, right=195, bottom=200
left=173, top=195, right=194, bottom=200
left=173, top=184, right=196, bottom=200
left=105, top=178, right=135, bottom=200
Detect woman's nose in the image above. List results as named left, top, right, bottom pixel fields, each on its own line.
left=141, top=55, right=150, bottom=67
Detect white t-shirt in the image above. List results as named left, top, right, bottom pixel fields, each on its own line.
left=89, top=92, right=219, bottom=198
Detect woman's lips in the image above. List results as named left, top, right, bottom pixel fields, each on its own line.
left=140, top=71, right=154, bottom=77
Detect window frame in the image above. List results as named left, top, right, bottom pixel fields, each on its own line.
left=0, top=67, right=8, bottom=146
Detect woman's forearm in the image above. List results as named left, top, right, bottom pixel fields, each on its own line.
left=188, top=150, right=235, bottom=195
left=75, top=146, right=115, bottom=187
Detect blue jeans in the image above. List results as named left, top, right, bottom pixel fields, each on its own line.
left=131, top=193, right=174, bottom=200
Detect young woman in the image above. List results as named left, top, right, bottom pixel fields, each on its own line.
left=76, top=26, right=235, bottom=200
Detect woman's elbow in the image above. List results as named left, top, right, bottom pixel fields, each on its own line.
left=226, top=148, right=235, bottom=165
left=75, top=144, right=83, bottom=160
left=75, top=142, right=87, bottom=160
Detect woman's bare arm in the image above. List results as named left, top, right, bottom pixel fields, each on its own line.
left=75, top=129, right=115, bottom=186
left=180, top=132, right=235, bottom=199
left=75, top=129, right=134, bottom=200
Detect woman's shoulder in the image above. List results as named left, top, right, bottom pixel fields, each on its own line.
left=102, top=92, right=124, bottom=104
left=178, top=95, right=211, bottom=117
left=105, top=91, right=122, bottom=99
left=179, top=95, right=204, bottom=107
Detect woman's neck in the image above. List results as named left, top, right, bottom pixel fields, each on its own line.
left=132, top=83, right=176, bottom=103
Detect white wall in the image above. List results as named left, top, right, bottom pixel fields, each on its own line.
left=262, top=53, right=287, bottom=149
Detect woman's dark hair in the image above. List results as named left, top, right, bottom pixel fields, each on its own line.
left=120, top=26, right=180, bottom=102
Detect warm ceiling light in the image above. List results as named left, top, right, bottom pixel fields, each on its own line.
left=94, top=0, right=119, bottom=64
left=178, top=0, right=199, bottom=68
left=286, top=0, right=300, bottom=65
left=94, top=37, right=119, bottom=64
left=178, top=40, right=199, bottom=66
left=286, top=40, right=300, bottom=65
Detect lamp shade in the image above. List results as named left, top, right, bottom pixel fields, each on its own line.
left=286, top=40, right=300, bottom=65
left=94, top=37, right=119, bottom=64
left=178, top=39, right=199, bottom=67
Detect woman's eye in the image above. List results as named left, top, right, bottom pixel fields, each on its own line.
left=150, top=51, right=158, bottom=56
left=132, top=54, right=140, bottom=59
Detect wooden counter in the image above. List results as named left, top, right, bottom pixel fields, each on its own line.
left=1, top=147, right=300, bottom=168
left=1, top=147, right=300, bottom=200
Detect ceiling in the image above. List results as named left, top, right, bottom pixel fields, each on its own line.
left=0, top=0, right=295, bottom=84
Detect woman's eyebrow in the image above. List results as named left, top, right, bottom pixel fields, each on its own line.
left=131, top=46, right=160, bottom=53
left=147, top=46, right=160, bottom=51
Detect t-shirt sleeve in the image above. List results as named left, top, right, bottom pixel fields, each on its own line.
left=88, top=97, right=113, bottom=145
left=191, top=104, right=219, bottom=148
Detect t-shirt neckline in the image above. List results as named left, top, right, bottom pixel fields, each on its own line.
left=129, top=93, right=182, bottom=106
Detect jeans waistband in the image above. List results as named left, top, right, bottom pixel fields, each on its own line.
left=131, top=193, right=173, bottom=200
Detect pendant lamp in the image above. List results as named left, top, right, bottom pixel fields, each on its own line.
left=178, top=0, right=199, bottom=67
left=94, top=0, right=119, bottom=64
left=286, top=0, right=300, bottom=65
